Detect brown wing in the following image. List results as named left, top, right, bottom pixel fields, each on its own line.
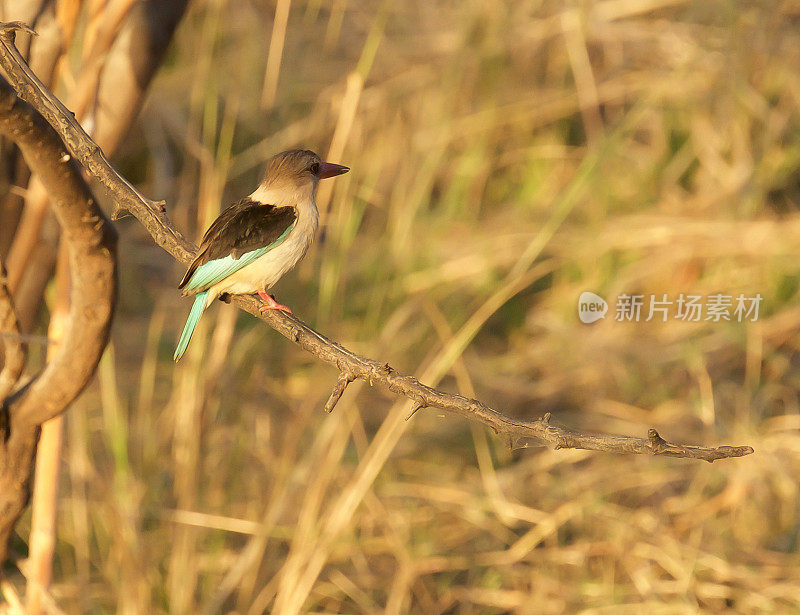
left=178, top=197, right=297, bottom=290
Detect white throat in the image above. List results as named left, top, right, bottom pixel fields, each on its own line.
left=249, top=179, right=318, bottom=210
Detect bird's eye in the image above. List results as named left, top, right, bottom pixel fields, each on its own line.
left=309, top=163, right=320, bottom=175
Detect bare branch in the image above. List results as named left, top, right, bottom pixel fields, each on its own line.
left=0, top=23, right=175, bottom=233
left=3, top=0, right=188, bottom=327
left=0, top=21, right=754, bottom=463
left=0, top=258, right=25, bottom=401
left=0, top=67, right=116, bottom=562
left=323, top=372, right=355, bottom=413
left=0, top=73, right=116, bottom=428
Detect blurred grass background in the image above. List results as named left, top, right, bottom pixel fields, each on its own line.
left=15, top=0, right=800, bottom=612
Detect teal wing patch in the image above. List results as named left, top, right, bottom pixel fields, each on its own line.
left=182, top=223, right=294, bottom=294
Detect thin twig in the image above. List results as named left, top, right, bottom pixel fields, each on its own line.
left=323, top=371, right=355, bottom=413
left=405, top=402, right=425, bottom=421
left=0, top=20, right=754, bottom=462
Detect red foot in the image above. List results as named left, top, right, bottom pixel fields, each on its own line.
left=258, top=290, right=293, bottom=314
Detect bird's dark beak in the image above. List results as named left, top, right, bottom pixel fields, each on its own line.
left=317, top=162, right=349, bottom=179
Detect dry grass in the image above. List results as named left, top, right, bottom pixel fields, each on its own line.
left=11, top=0, right=800, bottom=612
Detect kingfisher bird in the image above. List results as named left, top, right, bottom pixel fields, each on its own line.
left=173, top=149, right=349, bottom=361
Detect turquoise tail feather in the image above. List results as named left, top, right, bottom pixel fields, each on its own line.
left=174, top=290, right=208, bottom=362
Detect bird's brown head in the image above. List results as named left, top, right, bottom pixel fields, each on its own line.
left=261, top=149, right=349, bottom=191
